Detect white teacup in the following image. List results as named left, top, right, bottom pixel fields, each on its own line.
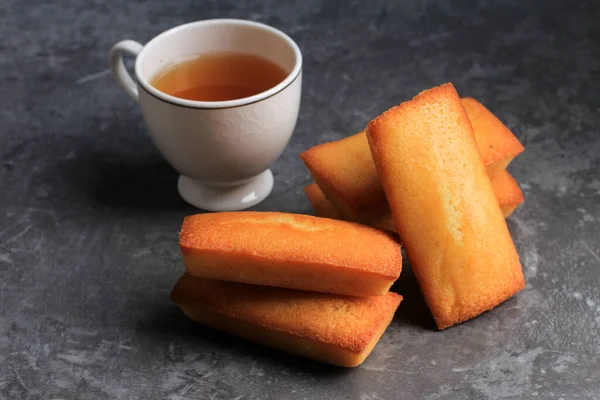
left=109, top=19, right=302, bottom=211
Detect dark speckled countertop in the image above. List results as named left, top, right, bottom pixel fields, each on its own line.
left=1, top=0, right=600, bottom=399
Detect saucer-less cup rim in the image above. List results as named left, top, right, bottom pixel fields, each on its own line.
left=134, top=19, right=303, bottom=109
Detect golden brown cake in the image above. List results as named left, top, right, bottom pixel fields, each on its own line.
left=305, top=169, right=523, bottom=231
left=180, top=212, right=402, bottom=296
left=366, top=83, right=524, bottom=329
left=461, top=97, right=525, bottom=174
left=491, top=170, right=524, bottom=217
left=304, top=183, right=344, bottom=220
left=299, top=98, right=523, bottom=221
left=170, top=274, right=403, bottom=367
left=300, top=131, right=387, bottom=221
left=303, top=183, right=394, bottom=230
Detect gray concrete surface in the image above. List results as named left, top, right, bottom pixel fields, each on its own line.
left=1, top=0, right=599, bottom=398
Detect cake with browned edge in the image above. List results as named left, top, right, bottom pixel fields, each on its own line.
left=366, top=83, right=524, bottom=329
left=304, top=169, right=523, bottom=230
left=171, top=274, right=402, bottom=367
left=462, top=97, right=524, bottom=174
left=180, top=212, right=402, bottom=296
left=491, top=170, right=524, bottom=217
left=300, top=98, right=524, bottom=222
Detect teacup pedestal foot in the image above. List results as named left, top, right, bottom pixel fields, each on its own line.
left=177, top=170, right=274, bottom=212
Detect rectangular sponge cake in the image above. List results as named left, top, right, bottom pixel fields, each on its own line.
left=171, top=274, right=403, bottom=367
left=180, top=212, right=402, bottom=296
left=300, top=98, right=524, bottom=222
left=300, top=130, right=388, bottom=222
left=304, top=169, right=523, bottom=230
left=303, top=183, right=344, bottom=221
left=462, top=97, right=524, bottom=174
left=304, top=183, right=396, bottom=231
left=366, top=83, right=524, bottom=329
left=492, top=170, right=524, bottom=217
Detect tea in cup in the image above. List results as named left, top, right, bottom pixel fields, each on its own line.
left=109, top=19, right=302, bottom=211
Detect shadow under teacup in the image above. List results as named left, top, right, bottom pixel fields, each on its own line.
left=109, top=19, right=302, bottom=211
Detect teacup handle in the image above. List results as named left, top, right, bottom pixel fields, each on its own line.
left=109, top=40, right=144, bottom=102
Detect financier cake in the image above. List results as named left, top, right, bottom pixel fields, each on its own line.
left=303, top=183, right=344, bottom=221
left=366, top=83, right=525, bottom=329
left=180, top=212, right=402, bottom=296
left=491, top=169, right=524, bottom=217
left=299, top=98, right=524, bottom=222
left=304, top=183, right=395, bottom=231
left=304, top=169, right=523, bottom=231
left=171, top=274, right=403, bottom=367
left=461, top=97, right=525, bottom=174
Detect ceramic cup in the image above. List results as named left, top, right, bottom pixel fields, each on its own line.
left=109, top=19, right=302, bottom=211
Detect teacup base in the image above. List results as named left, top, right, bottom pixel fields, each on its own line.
left=177, top=170, right=274, bottom=212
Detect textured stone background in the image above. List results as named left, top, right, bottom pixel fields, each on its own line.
left=1, top=0, right=599, bottom=398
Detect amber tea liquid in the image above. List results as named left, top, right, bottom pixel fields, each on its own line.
left=150, top=52, right=288, bottom=102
